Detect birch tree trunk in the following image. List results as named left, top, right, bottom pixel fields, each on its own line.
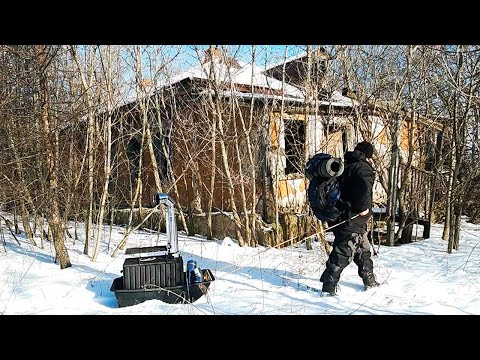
left=273, top=46, right=289, bottom=246
left=230, top=95, right=251, bottom=245
left=111, top=45, right=150, bottom=255
left=37, top=46, right=71, bottom=269
left=206, top=99, right=217, bottom=240
left=69, top=45, right=96, bottom=256
left=216, top=102, right=245, bottom=246
left=92, top=46, right=115, bottom=262
left=155, top=86, right=189, bottom=235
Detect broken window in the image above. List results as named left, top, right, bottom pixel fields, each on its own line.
left=284, top=118, right=305, bottom=175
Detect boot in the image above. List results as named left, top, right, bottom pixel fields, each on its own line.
left=321, top=282, right=338, bottom=296
left=362, top=272, right=380, bottom=289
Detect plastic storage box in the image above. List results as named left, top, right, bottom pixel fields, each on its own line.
left=122, top=255, right=184, bottom=290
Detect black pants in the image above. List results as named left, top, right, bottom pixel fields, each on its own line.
left=320, top=229, right=374, bottom=285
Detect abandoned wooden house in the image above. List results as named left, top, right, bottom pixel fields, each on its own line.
left=109, top=47, right=445, bottom=247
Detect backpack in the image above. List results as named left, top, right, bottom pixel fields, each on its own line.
left=305, top=153, right=345, bottom=222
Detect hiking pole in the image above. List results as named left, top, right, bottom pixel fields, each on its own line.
left=367, top=216, right=378, bottom=256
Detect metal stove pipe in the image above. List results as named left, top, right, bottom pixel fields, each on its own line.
left=153, top=193, right=179, bottom=257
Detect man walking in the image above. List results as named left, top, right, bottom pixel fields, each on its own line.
left=320, top=141, right=380, bottom=296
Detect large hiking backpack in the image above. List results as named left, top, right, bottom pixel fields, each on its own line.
left=305, top=153, right=345, bottom=222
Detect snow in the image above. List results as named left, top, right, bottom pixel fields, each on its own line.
left=218, top=89, right=305, bottom=103
left=327, top=90, right=359, bottom=107
left=220, top=236, right=238, bottom=247
left=1, top=215, right=480, bottom=315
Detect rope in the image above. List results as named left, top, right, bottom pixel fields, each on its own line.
left=216, top=213, right=362, bottom=275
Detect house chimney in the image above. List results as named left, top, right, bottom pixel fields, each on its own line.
left=313, top=47, right=329, bottom=60
left=203, top=46, right=222, bottom=63
left=140, top=78, right=153, bottom=89
left=202, top=46, right=241, bottom=69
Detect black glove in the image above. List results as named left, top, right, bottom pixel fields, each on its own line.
left=347, top=208, right=352, bottom=225
left=336, top=200, right=352, bottom=225
left=337, top=200, right=351, bottom=212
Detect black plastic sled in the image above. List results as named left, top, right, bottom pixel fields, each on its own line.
left=110, top=193, right=215, bottom=308
left=110, top=268, right=215, bottom=307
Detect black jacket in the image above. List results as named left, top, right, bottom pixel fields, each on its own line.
left=335, top=150, right=375, bottom=234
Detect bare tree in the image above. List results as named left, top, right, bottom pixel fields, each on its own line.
left=437, top=46, right=480, bottom=251
left=69, top=45, right=98, bottom=256
left=36, top=45, right=71, bottom=268
left=92, top=46, right=120, bottom=261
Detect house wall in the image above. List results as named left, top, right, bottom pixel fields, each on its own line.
left=109, top=92, right=440, bottom=237
left=105, top=104, right=171, bottom=209
left=170, top=101, right=264, bottom=214
left=266, top=108, right=438, bottom=216
left=369, top=113, right=437, bottom=210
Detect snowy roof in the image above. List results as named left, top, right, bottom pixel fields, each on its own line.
left=116, top=52, right=357, bottom=110
left=161, top=59, right=304, bottom=99
left=323, top=90, right=359, bottom=107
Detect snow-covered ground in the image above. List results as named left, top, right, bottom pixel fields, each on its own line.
left=1, top=215, right=479, bottom=315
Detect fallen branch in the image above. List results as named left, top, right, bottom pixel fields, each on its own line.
left=0, top=214, right=21, bottom=246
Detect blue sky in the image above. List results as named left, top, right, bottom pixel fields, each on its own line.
left=177, top=45, right=308, bottom=70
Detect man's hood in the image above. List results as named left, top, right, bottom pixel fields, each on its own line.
left=344, top=149, right=368, bottom=164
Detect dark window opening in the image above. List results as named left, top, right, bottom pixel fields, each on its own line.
left=284, top=119, right=305, bottom=175
left=126, top=137, right=141, bottom=182
left=324, top=124, right=340, bottom=136
left=152, top=132, right=170, bottom=181
left=312, top=59, right=326, bottom=82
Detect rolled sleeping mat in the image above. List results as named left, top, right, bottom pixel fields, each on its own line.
left=319, top=156, right=344, bottom=178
